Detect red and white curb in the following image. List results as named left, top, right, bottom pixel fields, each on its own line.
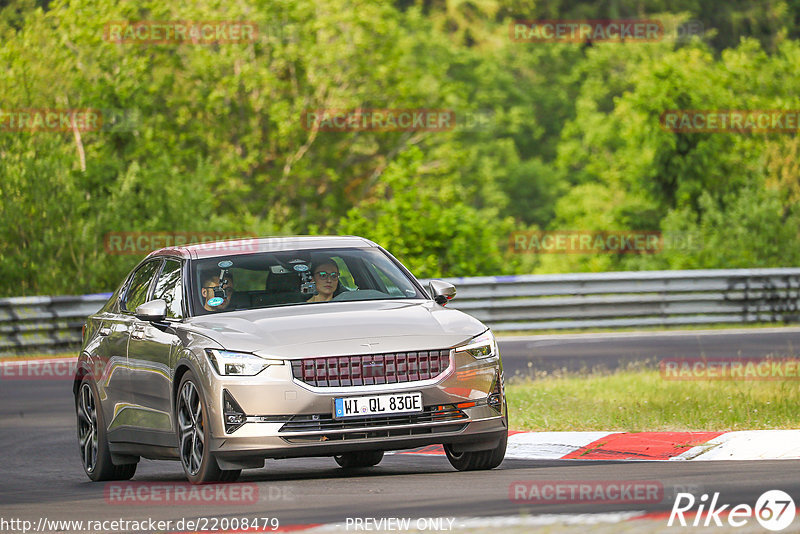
left=395, top=430, right=800, bottom=461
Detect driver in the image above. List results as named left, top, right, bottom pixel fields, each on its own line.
left=200, top=272, right=234, bottom=311
left=306, top=258, right=340, bottom=303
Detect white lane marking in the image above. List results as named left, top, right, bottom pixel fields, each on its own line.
left=676, top=430, right=800, bottom=461
left=288, top=512, right=649, bottom=532
left=393, top=432, right=619, bottom=459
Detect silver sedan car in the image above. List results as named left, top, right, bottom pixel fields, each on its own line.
left=75, top=236, right=507, bottom=483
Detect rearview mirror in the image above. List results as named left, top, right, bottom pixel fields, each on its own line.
left=429, top=280, right=456, bottom=306
left=135, top=299, right=167, bottom=322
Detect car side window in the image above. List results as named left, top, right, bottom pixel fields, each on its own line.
left=363, top=258, right=417, bottom=297
left=333, top=258, right=357, bottom=290
left=123, top=260, right=161, bottom=313
left=364, top=262, right=402, bottom=296
left=153, top=259, right=184, bottom=319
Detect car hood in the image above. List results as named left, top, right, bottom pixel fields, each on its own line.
left=182, top=299, right=486, bottom=358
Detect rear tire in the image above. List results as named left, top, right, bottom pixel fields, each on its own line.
left=334, top=450, right=384, bottom=468
left=176, top=371, right=241, bottom=484
left=444, top=431, right=507, bottom=471
left=76, top=376, right=137, bottom=481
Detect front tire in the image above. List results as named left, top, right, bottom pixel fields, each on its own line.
left=176, top=371, right=241, bottom=484
left=334, top=450, right=384, bottom=468
left=76, top=376, right=137, bottom=481
left=444, top=430, right=507, bottom=471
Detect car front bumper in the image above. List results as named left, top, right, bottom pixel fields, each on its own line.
left=199, top=350, right=506, bottom=466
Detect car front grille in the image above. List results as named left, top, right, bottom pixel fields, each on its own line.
left=290, top=349, right=451, bottom=387
left=278, top=404, right=468, bottom=433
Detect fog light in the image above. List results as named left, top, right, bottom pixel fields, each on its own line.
left=223, top=389, right=246, bottom=433
left=487, top=370, right=504, bottom=411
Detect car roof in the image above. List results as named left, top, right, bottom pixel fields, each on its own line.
left=145, top=235, right=379, bottom=260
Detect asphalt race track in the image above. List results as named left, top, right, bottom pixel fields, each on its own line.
left=498, top=327, right=800, bottom=377
left=1, top=329, right=799, bottom=532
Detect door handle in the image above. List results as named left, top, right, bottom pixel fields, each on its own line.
left=99, top=327, right=111, bottom=336
left=130, top=327, right=145, bottom=340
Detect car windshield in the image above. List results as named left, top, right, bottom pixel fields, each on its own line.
left=190, top=247, right=424, bottom=315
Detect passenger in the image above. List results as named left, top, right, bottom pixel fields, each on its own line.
left=200, top=272, right=234, bottom=311
left=306, top=259, right=340, bottom=303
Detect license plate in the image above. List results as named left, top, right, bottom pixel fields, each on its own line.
left=334, top=392, right=423, bottom=419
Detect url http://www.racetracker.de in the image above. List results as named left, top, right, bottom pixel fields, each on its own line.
left=0, top=516, right=281, bottom=533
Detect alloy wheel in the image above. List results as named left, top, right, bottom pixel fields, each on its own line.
left=77, top=383, right=99, bottom=473
left=177, top=380, right=205, bottom=476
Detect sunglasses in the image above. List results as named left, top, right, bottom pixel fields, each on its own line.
left=313, top=271, right=339, bottom=281
left=203, top=283, right=231, bottom=290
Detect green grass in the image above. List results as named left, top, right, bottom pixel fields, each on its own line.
left=508, top=370, right=800, bottom=432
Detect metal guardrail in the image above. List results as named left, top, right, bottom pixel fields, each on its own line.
left=2, top=268, right=800, bottom=355
left=422, top=268, right=800, bottom=331
left=0, top=294, right=111, bottom=355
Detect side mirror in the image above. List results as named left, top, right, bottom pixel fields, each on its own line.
left=429, top=280, right=456, bottom=306
left=135, top=299, right=167, bottom=322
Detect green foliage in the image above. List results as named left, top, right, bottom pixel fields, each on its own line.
left=1, top=0, right=800, bottom=296
left=544, top=37, right=800, bottom=273
left=338, top=145, right=520, bottom=278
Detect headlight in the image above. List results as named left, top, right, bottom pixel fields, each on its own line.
left=206, top=349, right=282, bottom=376
left=454, top=330, right=497, bottom=359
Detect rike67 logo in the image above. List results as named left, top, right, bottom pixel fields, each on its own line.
left=669, top=490, right=796, bottom=531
